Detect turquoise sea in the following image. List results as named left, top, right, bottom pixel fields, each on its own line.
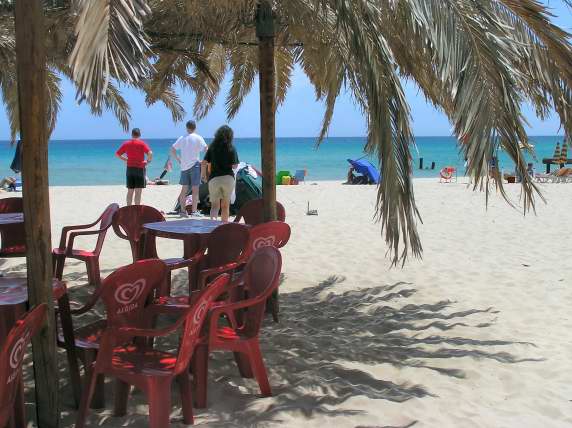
left=0, top=136, right=564, bottom=186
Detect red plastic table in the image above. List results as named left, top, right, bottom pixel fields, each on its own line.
left=143, top=218, right=225, bottom=258
left=0, top=277, right=67, bottom=426
left=0, top=213, right=24, bottom=225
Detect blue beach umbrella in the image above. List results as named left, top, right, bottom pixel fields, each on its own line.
left=347, top=158, right=381, bottom=184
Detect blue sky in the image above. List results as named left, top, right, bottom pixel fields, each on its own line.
left=0, top=1, right=570, bottom=140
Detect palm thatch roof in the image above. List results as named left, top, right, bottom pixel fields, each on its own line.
left=2, top=0, right=572, bottom=264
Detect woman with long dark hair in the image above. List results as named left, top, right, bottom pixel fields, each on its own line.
left=202, top=125, right=239, bottom=221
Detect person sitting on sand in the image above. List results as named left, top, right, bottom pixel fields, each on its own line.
left=555, top=167, right=572, bottom=177
left=0, top=176, right=16, bottom=192
left=115, top=128, right=153, bottom=206
left=345, top=166, right=357, bottom=184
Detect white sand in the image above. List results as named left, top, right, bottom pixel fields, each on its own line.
left=3, top=179, right=572, bottom=427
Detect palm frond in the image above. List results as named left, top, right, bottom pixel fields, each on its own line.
left=69, top=0, right=153, bottom=104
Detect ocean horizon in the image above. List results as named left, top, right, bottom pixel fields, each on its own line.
left=0, top=136, right=565, bottom=186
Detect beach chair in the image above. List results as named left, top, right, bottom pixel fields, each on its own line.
left=0, top=197, right=26, bottom=258
left=233, top=198, right=286, bottom=225
left=0, top=304, right=47, bottom=428
left=75, top=273, right=230, bottom=428
left=192, top=246, right=282, bottom=408
left=294, top=169, right=306, bottom=184
left=53, top=203, right=119, bottom=287
left=439, top=166, right=457, bottom=183
left=59, top=260, right=167, bottom=411
left=112, top=205, right=195, bottom=295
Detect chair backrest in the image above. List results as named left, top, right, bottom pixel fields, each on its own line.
left=99, top=260, right=167, bottom=331
left=234, top=199, right=286, bottom=225
left=94, top=203, right=120, bottom=255
left=174, top=273, right=230, bottom=374
left=112, top=205, right=165, bottom=261
left=0, top=197, right=26, bottom=256
left=0, top=197, right=23, bottom=214
left=204, top=223, right=250, bottom=269
left=244, top=221, right=291, bottom=260
left=0, top=304, right=47, bottom=427
left=294, top=170, right=305, bottom=181
left=241, top=246, right=282, bottom=337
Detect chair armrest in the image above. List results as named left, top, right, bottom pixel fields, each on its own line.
left=57, top=225, right=91, bottom=250
left=61, top=286, right=103, bottom=316
left=116, top=308, right=190, bottom=337
left=208, top=293, right=268, bottom=333
left=198, top=262, right=240, bottom=289
left=65, top=228, right=108, bottom=255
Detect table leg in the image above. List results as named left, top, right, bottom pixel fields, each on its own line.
left=183, top=237, right=198, bottom=292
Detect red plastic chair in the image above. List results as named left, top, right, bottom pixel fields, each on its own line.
left=192, top=246, right=282, bottom=408
left=0, top=304, right=47, bottom=428
left=0, top=197, right=26, bottom=258
left=57, top=259, right=168, bottom=410
left=154, top=223, right=250, bottom=312
left=75, top=273, right=231, bottom=428
left=112, top=205, right=195, bottom=295
left=233, top=199, right=286, bottom=225
left=53, top=203, right=119, bottom=287
left=197, top=223, right=251, bottom=290
left=243, top=221, right=290, bottom=322
left=439, top=166, right=457, bottom=183
left=244, top=221, right=291, bottom=260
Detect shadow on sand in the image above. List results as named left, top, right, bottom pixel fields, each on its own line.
left=15, top=271, right=539, bottom=427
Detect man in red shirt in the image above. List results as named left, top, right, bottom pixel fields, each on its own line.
left=116, top=128, right=153, bottom=205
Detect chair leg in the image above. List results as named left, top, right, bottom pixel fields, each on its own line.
left=191, top=345, right=209, bottom=409
left=177, top=373, right=194, bottom=425
left=113, top=379, right=131, bottom=417
left=87, top=259, right=101, bottom=288
left=75, top=366, right=99, bottom=428
left=247, top=341, right=272, bottom=397
left=267, top=291, right=279, bottom=323
left=57, top=294, right=82, bottom=408
left=234, top=352, right=254, bottom=378
left=161, top=270, right=172, bottom=297
left=54, top=255, right=65, bottom=280
left=83, top=350, right=105, bottom=409
left=147, top=378, right=172, bottom=428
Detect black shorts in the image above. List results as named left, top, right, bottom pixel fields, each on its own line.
left=126, top=167, right=146, bottom=189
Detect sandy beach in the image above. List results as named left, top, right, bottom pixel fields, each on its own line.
left=3, top=178, right=572, bottom=427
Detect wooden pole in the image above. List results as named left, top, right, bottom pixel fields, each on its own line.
left=256, top=1, right=277, bottom=222
left=14, top=2, right=60, bottom=427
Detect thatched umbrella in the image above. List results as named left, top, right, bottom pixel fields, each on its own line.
left=553, top=142, right=562, bottom=165
left=560, top=142, right=568, bottom=167
left=66, top=0, right=572, bottom=264
left=1, top=0, right=572, bottom=265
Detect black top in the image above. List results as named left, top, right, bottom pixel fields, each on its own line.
left=204, top=144, right=239, bottom=180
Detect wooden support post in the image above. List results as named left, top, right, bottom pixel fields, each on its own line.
left=256, top=1, right=277, bottom=222
left=14, top=2, right=59, bottom=427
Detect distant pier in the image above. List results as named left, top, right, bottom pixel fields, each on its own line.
left=543, top=158, right=572, bottom=173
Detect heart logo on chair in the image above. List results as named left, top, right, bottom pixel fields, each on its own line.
left=189, top=301, right=210, bottom=336
left=8, top=331, right=30, bottom=371
left=252, top=236, right=276, bottom=250
left=114, top=279, right=146, bottom=305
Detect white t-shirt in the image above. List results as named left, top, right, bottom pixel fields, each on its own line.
left=172, top=133, right=207, bottom=171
